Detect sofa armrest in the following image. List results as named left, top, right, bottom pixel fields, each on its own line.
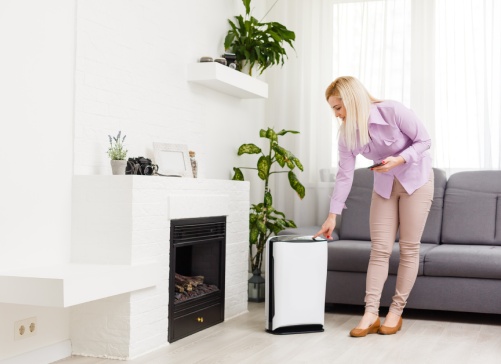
left=329, top=229, right=340, bottom=241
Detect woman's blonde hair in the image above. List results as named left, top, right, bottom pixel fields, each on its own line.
left=325, top=76, right=379, bottom=151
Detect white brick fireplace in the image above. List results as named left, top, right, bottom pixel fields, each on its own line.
left=69, top=176, right=250, bottom=359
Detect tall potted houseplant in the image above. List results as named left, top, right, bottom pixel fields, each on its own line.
left=224, top=0, right=296, bottom=76
left=107, top=131, right=128, bottom=175
left=232, top=127, right=305, bottom=301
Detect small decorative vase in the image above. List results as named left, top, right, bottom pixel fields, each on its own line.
left=110, top=160, right=127, bottom=175
left=189, top=150, right=198, bottom=178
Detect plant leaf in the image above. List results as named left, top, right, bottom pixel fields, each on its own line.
left=292, top=156, right=304, bottom=171
left=272, top=145, right=286, bottom=167
left=224, top=31, right=235, bottom=50
left=250, top=226, right=259, bottom=244
left=265, top=128, right=278, bottom=141
left=242, top=0, right=251, bottom=15
left=253, top=203, right=264, bottom=213
left=274, top=145, right=300, bottom=171
left=276, top=129, right=300, bottom=136
left=288, top=171, right=305, bottom=199
left=238, top=143, right=261, bottom=155
left=232, top=167, right=244, bottom=181
left=256, top=218, right=267, bottom=234
left=273, top=209, right=286, bottom=218
left=249, top=213, right=257, bottom=224
left=275, top=152, right=285, bottom=167
left=257, top=156, right=270, bottom=180
left=264, top=191, right=272, bottom=207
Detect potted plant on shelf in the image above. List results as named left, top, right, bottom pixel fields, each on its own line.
left=107, top=131, right=128, bottom=175
left=232, top=127, right=305, bottom=301
left=224, top=0, right=296, bottom=76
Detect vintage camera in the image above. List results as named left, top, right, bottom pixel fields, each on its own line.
left=126, top=157, right=158, bottom=175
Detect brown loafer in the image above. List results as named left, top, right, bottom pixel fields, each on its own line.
left=378, top=317, right=403, bottom=335
left=349, top=317, right=381, bottom=337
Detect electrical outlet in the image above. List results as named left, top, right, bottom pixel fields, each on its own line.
left=14, top=317, right=37, bottom=340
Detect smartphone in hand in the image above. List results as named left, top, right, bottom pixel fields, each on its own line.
left=367, top=162, right=384, bottom=169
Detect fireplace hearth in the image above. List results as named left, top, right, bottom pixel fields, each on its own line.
left=168, top=216, right=226, bottom=343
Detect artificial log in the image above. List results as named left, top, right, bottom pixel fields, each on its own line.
left=175, top=273, right=205, bottom=292
left=174, top=283, right=219, bottom=303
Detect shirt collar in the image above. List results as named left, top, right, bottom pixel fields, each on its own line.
left=369, top=103, right=389, bottom=126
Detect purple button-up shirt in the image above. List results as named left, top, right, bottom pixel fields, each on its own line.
left=329, top=100, right=432, bottom=215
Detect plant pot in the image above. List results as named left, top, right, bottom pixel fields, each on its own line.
left=240, top=60, right=259, bottom=77
left=110, top=160, right=127, bottom=175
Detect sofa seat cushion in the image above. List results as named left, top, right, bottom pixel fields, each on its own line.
left=424, top=244, right=501, bottom=279
left=327, top=240, right=437, bottom=276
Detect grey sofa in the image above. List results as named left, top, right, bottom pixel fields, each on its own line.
left=281, top=168, right=501, bottom=314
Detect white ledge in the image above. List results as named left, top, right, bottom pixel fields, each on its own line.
left=187, top=62, right=268, bottom=99
left=0, top=263, right=159, bottom=307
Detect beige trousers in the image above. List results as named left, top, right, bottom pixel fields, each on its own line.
left=365, top=171, right=434, bottom=316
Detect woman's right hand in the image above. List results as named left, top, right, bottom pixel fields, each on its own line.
left=313, top=213, right=337, bottom=239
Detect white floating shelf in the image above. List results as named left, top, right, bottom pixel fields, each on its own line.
left=187, top=62, right=268, bottom=99
left=0, top=262, right=159, bottom=307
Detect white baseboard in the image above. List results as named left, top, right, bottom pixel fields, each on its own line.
left=0, top=340, right=71, bottom=364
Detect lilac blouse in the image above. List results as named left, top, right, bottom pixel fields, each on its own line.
left=329, top=100, right=432, bottom=215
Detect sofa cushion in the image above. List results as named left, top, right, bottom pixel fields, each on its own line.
left=339, top=168, right=446, bottom=244
left=339, top=169, right=374, bottom=241
left=421, top=168, right=447, bottom=244
left=441, top=171, right=501, bottom=245
left=424, top=244, right=501, bottom=279
left=327, top=240, right=437, bottom=276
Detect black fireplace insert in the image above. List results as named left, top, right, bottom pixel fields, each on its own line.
left=168, top=216, right=226, bottom=343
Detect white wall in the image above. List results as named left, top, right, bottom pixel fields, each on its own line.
left=0, top=0, right=267, bottom=361
left=0, top=0, right=75, bottom=360
left=74, top=0, right=267, bottom=189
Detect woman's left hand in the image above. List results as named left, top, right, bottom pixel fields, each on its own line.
left=372, top=156, right=406, bottom=173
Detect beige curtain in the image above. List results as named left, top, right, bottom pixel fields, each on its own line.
left=434, top=0, right=501, bottom=171
left=265, top=0, right=335, bottom=227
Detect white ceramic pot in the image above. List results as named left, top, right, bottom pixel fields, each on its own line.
left=110, top=160, right=127, bottom=175
left=240, top=60, right=259, bottom=77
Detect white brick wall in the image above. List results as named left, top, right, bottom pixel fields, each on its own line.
left=70, top=176, right=250, bottom=359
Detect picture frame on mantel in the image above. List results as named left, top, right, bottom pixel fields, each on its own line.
left=153, top=142, right=193, bottom=177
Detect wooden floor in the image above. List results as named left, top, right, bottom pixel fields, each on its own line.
left=55, top=302, right=501, bottom=364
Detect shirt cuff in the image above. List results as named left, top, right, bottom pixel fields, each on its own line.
left=399, top=148, right=417, bottom=164
left=329, top=200, right=346, bottom=215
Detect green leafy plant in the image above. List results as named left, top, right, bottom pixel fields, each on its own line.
left=232, top=127, right=305, bottom=272
left=224, top=0, right=296, bottom=76
left=107, top=131, right=127, bottom=160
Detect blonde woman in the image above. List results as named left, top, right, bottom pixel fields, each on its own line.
left=314, top=76, right=434, bottom=337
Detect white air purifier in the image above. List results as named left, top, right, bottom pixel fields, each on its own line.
left=265, top=235, right=328, bottom=334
